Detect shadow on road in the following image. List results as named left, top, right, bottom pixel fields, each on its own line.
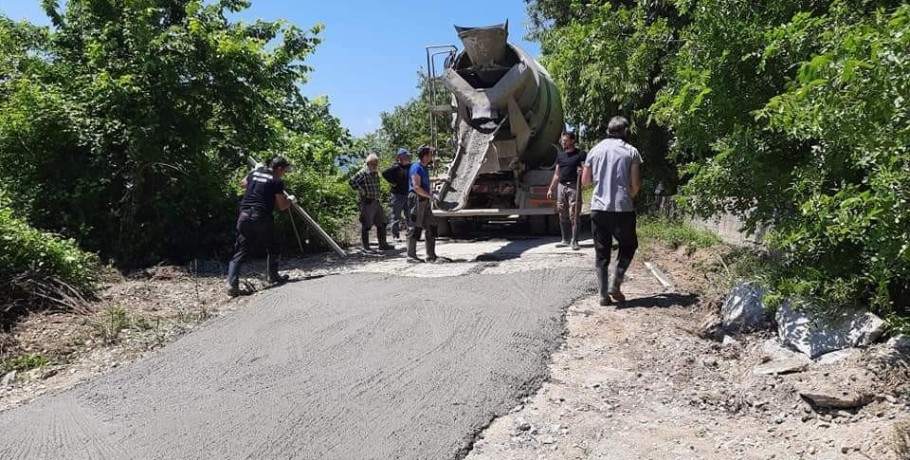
left=618, top=293, right=699, bottom=309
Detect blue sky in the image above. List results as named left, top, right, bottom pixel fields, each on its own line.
left=0, top=1, right=541, bottom=137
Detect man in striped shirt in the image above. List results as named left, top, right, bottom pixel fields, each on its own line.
left=349, top=154, right=393, bottom=251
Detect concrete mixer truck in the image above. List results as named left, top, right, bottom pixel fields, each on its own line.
left=424, top=22, right=567, bottom=235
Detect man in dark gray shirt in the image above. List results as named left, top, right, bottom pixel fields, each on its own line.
left=582, top=116, right=642, bottom=306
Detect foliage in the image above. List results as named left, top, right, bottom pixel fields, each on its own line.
left=0, top=205, right=100, bottom=322
left=0, top=0, right=353, bottom=267
left=529, top=0, right=910, bottom=323
left=637, top=216, right=722, bottom=250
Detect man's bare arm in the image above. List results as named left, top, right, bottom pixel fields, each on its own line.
left=412, top=174, right=432, bottom=199
left=546, top=165, right=560, bottom=200
left=582, top=165, right=593, bottom=189
left=274, top=194, right=291, bottom=211
left=630, top=162, right=641, bottom=199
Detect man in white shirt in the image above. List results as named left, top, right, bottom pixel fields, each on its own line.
left=582, top=116, right=643, bottom=306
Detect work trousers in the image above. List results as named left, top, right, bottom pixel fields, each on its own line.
left=556, top=182, right=581, bottom=242
left=407, top=192, right=437, bottom=259
left=389, top=193, right=409, bottom=238
left=227, top=211, right=280, bottom=288
left=591, top=211, right=638, bottom=297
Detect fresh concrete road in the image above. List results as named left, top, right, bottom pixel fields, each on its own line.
left=0, top=260, right=593, bottom=459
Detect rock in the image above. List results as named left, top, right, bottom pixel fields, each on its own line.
left=888, top=335, right=910, bottom=353
left=1, top=371, right=16, bottom=386
left=799, top=386, right=872, bottom=409
left=722, top=335, right=741, bottom=347
left=776, top=301, right=886, bottom=358
left=722, top=282, right=769, bottom=332
left=815, top=349, right=858, bottom=365
left=753, top=358, right=810, bottom=376
left=762, top=339, right=808, bottom=361
left=517, top=421, right=531, bottom=432
left=540, top=435, right=556, bottom=445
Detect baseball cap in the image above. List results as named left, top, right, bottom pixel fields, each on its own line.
left=397, top=148, right=412, bottom=157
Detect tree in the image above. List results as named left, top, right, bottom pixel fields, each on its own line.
left=0, top=0, right=352, bottom=267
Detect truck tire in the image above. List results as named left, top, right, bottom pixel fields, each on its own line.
left=528, top=215, right=547, bottom=235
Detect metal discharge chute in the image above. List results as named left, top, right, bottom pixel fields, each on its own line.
left=432, top=22, right=565, bottom=213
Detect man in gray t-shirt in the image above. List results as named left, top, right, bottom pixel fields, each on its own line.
left=582, top=116, right=643, bottom=306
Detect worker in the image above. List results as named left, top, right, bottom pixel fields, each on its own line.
left=349, top=153, right=393, bottom=251
left=407, top=146, right=439, bottom=262
left=227, top=156, right=295, bottom=297
left=582, top=116, right=642, bottom=306
left=382, top=148, right=413, bottom=242
left=547, top=131, right=587, bottom=250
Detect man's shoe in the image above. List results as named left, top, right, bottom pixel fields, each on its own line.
left=407, top=256, right=424, bottom=263
left=269, top=274, right=290, bottom=285
left=228, top=285, right=241, bottom=297
left=555, top=240, right=570, bottom=248
left=599, top=297, right=612, bottom=307
left=378, top=244, right=395, bottom=251
left=425, top=256, right=438, bottom=264
left=571, top=240, right=580, bottom=251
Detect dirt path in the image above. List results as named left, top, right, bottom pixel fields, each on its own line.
left=0, top=268, right=591, bottom=460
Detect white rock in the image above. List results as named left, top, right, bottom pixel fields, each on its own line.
left=888, top=335, right=910, bottom=353
left=776, top=301, right=886, bottom=358
left=722, top=282, right=769, bottom=332
left=753, top=359, right=810, bottom=376
left=814, top=349, right=858, bottom=365
left=1, top=371, right=16, bottom=386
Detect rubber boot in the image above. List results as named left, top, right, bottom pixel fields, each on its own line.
left=556, top=219, right=571, bottom=247
left=377, top=226, right=393, bottom=250
left=267, top=254, right=288, bottom=285
left=407, top=230, right=421, bottom=261
left=361, top=229, right=371, bottom=251
left=570, top=220, right=580, bottom=251
left=609, top=265, right=627, bottom=302
left=596, top=265, right=611, bottom=306
left=227, top=261, right=241, bottom=296
left=425, top=227, right=438, bottom=263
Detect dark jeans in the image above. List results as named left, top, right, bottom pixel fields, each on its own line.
left=227, top=212, right=280, bottom=288
left=389, top=193, right=409, bottom=238
left=591, top=211, right=638, bottom=296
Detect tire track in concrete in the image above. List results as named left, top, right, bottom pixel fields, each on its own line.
left=0, top=269, right=592, bottom=460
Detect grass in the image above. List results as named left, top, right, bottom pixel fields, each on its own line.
left=637, top=216, right=723, bottom=249
left=2, top=353, right=49, bottom=373
left=90, top=305, right=130, bottom=344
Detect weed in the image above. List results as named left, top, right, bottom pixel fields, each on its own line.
left=2, top=353, right=49, bottom=372
left=91, top=305, right=130, bottom=344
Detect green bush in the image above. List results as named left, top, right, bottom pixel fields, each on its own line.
left=638, top=216, right=722, bottom=249
left=0, top=205, right=100, bottom=321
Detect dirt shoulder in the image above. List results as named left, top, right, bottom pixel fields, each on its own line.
left=466, top=244, right=910, bottom=460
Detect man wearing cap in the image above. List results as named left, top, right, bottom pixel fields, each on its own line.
left=382, top=148, right=412, bottom=242
left=547, top=132, right=587, bottom=250
left=407, top=146, right=439, bottom=262
left=227, top=156, right=295, bottom=296
left=582, top=116, right=642, bottom=306
left=350, top=153, right=393, bottom=251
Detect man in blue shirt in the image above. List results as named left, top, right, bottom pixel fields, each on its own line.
left=407, top=146, right=439, bottom=262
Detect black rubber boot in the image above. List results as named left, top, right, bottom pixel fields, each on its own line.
left=407, top=229, right=420, bottom=261
left=377, top=226, right=394, bottom=250
left=425, top=227, right=438, bottom=262
left=266, top=253, right=288, bottom=285
left=597, top=265, right=611, bottom=306
left=227, top=261, right=241, bottom=296
left=361, top=229, right=371, bottom=251
left=609, top=265, right=627, bottom=302
left=557, top=220, right=572, bottom=247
